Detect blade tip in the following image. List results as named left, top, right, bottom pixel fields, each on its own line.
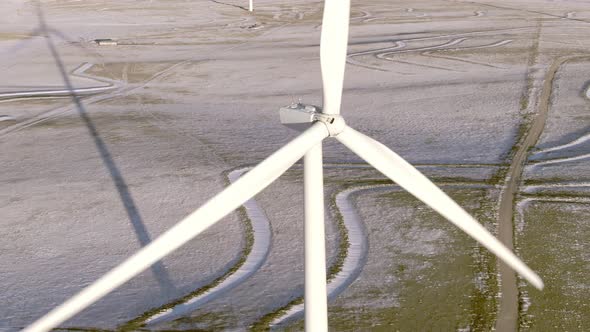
left=527, top=274, right=544, bottom=290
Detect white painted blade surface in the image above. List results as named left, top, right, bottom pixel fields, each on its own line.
left=23, top=122, right=330, bottom=332
left=320, top=0, right=351, bottom=115
left=336, top=126, right=544, bottom=290
left=303, top=143, right=328, bottom=331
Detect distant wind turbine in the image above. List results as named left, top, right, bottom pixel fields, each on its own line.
left=23, top=0, right=543, bottom=331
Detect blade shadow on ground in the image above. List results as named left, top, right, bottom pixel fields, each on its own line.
left=36, top=1, right=177, bottom=296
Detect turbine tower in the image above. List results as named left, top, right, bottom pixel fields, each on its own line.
left=23, top=0, right=543, bottom=331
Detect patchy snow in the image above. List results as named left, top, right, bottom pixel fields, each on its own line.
left=144, top=167, right=272, bottom=325
left=2, top=0, right=589, bottom=330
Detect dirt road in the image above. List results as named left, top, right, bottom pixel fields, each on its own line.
left=495, top=56, right=585, bottom=331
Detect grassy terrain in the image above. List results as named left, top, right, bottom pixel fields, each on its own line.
left=324, top=188, right=497, bottom=331
left=517, top=201, right=590, bottom=331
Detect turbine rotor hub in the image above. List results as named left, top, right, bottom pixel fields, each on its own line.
left=313, top=112, right=345, bottom=137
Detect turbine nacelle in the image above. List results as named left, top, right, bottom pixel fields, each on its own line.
left=279, top=103, right=346, bottom=136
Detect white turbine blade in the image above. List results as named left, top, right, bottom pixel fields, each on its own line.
left=23, top=122, right=330, bottom=332
left=303, top=143, right=328, bottom=331
left=336, top=126, right=544, bottom=290
left=320, top=0, right=351, bottom=115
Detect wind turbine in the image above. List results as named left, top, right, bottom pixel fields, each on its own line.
left=23, top=0, right=543, bottom=331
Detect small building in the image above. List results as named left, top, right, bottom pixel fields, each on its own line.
left=94, top=39, right=118, bottom=46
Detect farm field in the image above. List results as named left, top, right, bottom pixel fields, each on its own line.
left=1, top=0, right=589, bottom=330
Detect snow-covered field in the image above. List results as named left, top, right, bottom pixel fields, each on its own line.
left=1, top=0, right=588, bottom=330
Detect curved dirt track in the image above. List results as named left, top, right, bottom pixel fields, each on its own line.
left=495, top=55, right=589, bottom=331
left=268, top=183, right=369, bottom=327
left=134, top=168, right=273, bottom=326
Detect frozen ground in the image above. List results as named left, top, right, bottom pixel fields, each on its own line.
left=1, top=0, right=589, bottom=330
left=525, top=59, right=590, bottom=182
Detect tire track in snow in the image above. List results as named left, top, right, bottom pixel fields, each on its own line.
left=0, top=62, right=118, bottom=101
left=346, top=41, right=406, bottom=72
left=0, top=83, right=114, bottom=100
left=388, top=58, right=463, bottom=72
left=529, top=153, right=590, bottom=167
left=345, top=57, right=390, bottom=72
left=523, top=182, right=590, bottom=194
left=515, top=196, right=590, bottom=238
left=377, top=38, right=467, bottom=59
left=0, top=59, right=191, bottom=137
left=0, top=62, right=129, bottom=137
left=421, top=39, right=512, bottom=69
left=422, top=52, right=501, bottom=69
left=533, top=132, right=590, bottom=155
left=530, top=80, right=590, bottom=155
left=375, top=38, right=468, bottom=73
left=350, top=10, right=372, bottom=23
left=345, top=26, right=533, bottom=72
left=349, top=41, right=407, bottom=58
left=461, top=1, right=590, bottom=24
